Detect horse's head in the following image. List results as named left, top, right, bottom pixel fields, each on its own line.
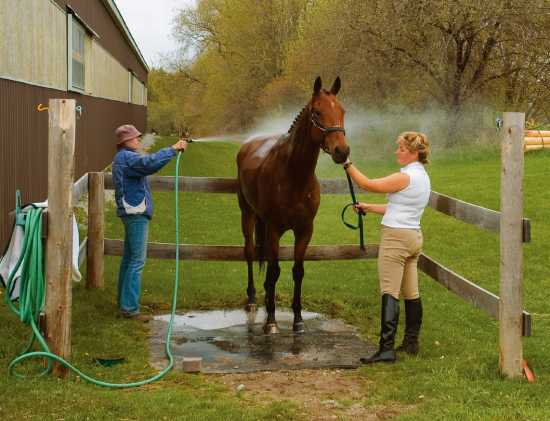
left=310, top=76, right=350, bottom=164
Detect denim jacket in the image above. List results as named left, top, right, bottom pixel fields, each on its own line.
left=112, top=146, right=176, bottom=219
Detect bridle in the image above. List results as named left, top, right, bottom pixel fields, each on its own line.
left=311, top=114, right=346, bottom=154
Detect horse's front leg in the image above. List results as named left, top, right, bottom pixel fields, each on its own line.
left=292, top=225, right=313, bottom=333
left=264, top=227, right=281, bottom=334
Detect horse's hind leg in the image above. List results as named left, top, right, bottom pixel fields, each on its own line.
left=264, top=227, right=281, bottom=334
left=292, top=225, right=313, bottom=333
left=239, top=193, right=257, bottom=311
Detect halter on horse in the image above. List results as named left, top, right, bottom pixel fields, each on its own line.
left=236, top=76, right=349, bottom=333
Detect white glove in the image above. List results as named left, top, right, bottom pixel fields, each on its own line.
left=342, top=157, right=352, bottom=170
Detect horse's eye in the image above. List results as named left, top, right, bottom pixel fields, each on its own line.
left=313, top=109, right=321, bottom=118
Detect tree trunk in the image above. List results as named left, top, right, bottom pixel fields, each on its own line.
left=446, top=87, right=463, bottom=147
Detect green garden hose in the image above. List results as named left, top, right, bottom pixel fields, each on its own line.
left=5, top=151, right=185, bottom=388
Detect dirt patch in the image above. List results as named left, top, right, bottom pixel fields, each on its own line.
left=212, top=369, right=412, bottom=420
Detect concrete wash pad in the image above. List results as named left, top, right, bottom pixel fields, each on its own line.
left=149, top=308, right=376, bottom=373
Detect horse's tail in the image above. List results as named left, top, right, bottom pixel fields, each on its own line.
left=255, top=218, right=266, bottom=273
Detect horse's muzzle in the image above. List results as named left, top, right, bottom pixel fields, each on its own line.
left=332, top=145, right=350, bottom=164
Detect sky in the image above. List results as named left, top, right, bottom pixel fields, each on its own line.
left=114, top=0, right=196, bottom=67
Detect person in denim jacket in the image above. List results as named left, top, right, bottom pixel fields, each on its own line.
left=112, top=124, right=187, bottom=319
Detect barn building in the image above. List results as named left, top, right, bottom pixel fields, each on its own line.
left=0, top=0, right=149, bottom=248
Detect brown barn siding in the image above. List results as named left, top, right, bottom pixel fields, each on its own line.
left=0, top=78, right=146, bottom=249
left=53, top=0, right=148, bottom=83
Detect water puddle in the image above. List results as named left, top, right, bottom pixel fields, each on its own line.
left=149, top=308, right=375, bottom=373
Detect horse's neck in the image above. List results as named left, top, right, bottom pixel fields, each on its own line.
left=284, top=112, right=320, bottom=180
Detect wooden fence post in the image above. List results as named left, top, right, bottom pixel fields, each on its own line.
left=499, top=112, right=525, bottom=378
left=44, top=99, right=76, bottom=377
left=86, top=172, right=104, bottom=289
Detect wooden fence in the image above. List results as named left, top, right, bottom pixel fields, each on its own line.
left=42, top=105, right=529, bottom=379
left=98, top=173, right=532, bottom=342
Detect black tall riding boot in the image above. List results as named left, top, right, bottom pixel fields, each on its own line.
left=396, top=298, right=422, bottom=355
left=360, top=294, right=400, bottom=364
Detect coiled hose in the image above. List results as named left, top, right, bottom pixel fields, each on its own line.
left=5, top=151, right=185, bottom=388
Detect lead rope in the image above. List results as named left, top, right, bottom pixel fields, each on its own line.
left=341, top=171, right=365, bottom=250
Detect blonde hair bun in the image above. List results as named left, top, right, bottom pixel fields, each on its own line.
left=397, top=131, right=430, bottom=164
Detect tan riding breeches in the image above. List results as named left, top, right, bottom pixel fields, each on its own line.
left=378, top=226, right=423, bottom=300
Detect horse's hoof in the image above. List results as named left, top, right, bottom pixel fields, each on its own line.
left=264, top=323, right=280, bottom=334
left=293, top=322, right=305, bottom=333
left=246, top=309, right=257, bottom=326
left=245, top=303, right=257, bottom=313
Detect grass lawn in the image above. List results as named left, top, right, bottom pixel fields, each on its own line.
left=2, top=135, right=550, bottom=420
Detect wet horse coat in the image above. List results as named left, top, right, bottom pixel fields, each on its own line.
left=236, top=77, right=350, bottom=333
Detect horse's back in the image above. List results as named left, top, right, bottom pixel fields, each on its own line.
left=237, top=134, right=280, bottom=169
left=237, top=134, right=283, bottom=214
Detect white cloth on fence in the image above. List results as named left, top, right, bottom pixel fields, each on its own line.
left=0, top=202, right=81, bottom=301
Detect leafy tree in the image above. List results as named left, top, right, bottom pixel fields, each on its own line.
left=148, top=0, right=550, bottom=142
left=171, top=0, right=306, bottom=134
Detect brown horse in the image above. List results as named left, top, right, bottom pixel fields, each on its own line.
left=236, top=76, right=350, bottom=334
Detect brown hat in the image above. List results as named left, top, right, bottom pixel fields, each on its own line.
left=115, top=124, right=141, bottom=145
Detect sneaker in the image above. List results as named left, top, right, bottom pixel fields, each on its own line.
left=120, top=311, right=151, bottom=322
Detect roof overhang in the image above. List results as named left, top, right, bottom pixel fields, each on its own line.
left=101, top=0, right=150, bottom=73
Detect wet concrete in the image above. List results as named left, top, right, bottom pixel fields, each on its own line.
left=149, top=308, right=376, bottom=373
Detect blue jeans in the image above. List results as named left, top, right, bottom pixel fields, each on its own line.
left=118, top=215, right=149, bottom=314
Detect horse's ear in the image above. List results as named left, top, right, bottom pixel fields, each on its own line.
left=330, top=76, right=341, bottom=95
left=313, top=76, right=322, bottom=95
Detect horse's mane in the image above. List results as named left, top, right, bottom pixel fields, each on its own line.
left=287, top=105, right=309, bottom=135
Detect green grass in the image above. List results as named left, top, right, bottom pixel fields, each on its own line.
left=2, top=136, right=550, bottom=420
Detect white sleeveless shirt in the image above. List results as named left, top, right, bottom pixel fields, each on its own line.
left=381, top=161, right=431, bottom=229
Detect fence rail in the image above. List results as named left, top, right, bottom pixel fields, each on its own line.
left=72, top=173, right=89, bottom=203
left=104, top=239, right=379, bottom=261
left=104, top=175, right=531, bottom=242
left=418, top=254, right=531, bottom=336
left=102, top=237, right=531, bottom=337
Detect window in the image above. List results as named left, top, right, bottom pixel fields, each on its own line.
left=71, top=20, right=86, bottom=90
left=128, top=71, right=133, bottom=103
left=67, top=13, right=92, bottom=93
left=129, top=72, right=146, bottom=105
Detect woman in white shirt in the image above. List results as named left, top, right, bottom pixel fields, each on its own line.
left=343, top=132, right=431, bottom=364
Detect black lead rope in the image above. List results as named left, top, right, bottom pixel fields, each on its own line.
left=341, top=172, right=365, bottom=250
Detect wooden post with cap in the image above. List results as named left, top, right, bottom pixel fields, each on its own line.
left=44, top=99, right=76, bottom=377
left=499, top=112, right=525, bottom=378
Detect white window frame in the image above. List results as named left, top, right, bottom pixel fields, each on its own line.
left=128, top=71, right=133, bottom=103
left=67, top=14, right=89, bottom=94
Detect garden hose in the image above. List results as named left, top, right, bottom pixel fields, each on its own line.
left=5, top=151, right=185, bottom=388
